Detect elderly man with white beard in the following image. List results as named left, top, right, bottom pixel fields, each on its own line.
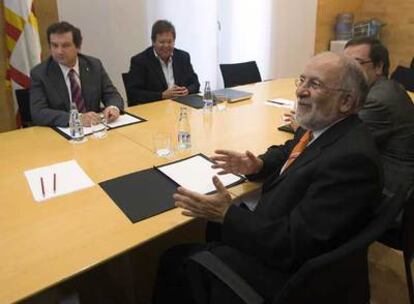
left=152, top=52, right=383, bottom=304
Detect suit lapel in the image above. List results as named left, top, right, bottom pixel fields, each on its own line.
left=78, top=55, right=93, bottom=111
left=47, top=58, right=71, bottom=111
left=149, top=48, right=168, bottom=89
left=263, top=115, right=360, bottom=191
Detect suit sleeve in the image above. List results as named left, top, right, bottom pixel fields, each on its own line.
left=222, top=151, right=381, bottom=271
left=30, top=68, right=70, bottom=127
left=182, top=52, right=200, bottom=94
left=127, top=57, right=163, bottom=104
left=98, top=61, right=124, bottom=111
left=358, top=97, right=392, bottom=145
left=246, top=131, right=301, bottom=181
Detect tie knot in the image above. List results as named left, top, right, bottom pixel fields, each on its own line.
left=68, top=69, right=77, bottom=78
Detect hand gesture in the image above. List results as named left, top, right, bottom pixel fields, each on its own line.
left=174, top=176, right=232, bottom=223
left=211, top=149, right=263, bottom=176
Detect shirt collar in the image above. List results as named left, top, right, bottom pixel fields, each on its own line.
left=309, top=117, right=347, bottom=144
left=58, top=58, right=80, bottom=78
left=153, top=48, right=173, bottom=64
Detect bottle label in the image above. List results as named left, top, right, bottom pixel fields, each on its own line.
left=178, top=131, right=191, bottom=149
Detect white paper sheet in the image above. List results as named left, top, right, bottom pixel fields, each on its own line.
left=56, top=113, right=142, bottom=138
left=24, top=160, right=94, bottom=202
left=157, top=155, right=243, bottom=194
left=106, top=113, right=142, bottom=128
left=266, top=98, right=295, bottom=109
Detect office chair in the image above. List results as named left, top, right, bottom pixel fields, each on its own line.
left=187, top=187, right=409, bottom=304
left=15, top=88, right=32, bottom=128
left=390, top=66, right=414, bottom=92
left=379, top=185, right=414, bottom=304
left=219, top=61, right=262, bottom=88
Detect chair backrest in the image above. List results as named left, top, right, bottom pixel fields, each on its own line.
left=15, top=88, right=32, bottom=127
left=121, top=72, right=133, bottom=105
left=410, top=57, right=414, bottom=70
left=219, top=61, right=262, bottom=88
left=273, top=188, right=408, bottom=304
left=390, top=66, right=414, bottom=92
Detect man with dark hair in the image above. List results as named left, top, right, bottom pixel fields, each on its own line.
left=152, top=52, right=382, bottom=303
left=30, top=21, right=124, bottom=127
left=345, top=37, right=414, bottom=192
left=126, top=19, right=200, bottom=104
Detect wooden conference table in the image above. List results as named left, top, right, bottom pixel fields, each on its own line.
left=0, top=79, right=295, bottom=303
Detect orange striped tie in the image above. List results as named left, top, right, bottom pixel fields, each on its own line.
left=280, top=130, right=312, bottom=174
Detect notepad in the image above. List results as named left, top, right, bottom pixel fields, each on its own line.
left=56, top=112, right=145, bottom=139
left=157, top=154, right=244, bottom=194
left=24, top=160, right=94, bottom=202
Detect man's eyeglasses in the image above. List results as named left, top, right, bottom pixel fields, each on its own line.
left=355, top=58, right=372, bottom=65
left=295, top=77, right=351, bottom=93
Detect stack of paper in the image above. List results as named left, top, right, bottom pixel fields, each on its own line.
left=24, top=160, right=94, bottom=202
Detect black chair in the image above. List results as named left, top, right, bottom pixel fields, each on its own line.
left=379, top=185, right=414, bottom=304
left=219, top=61, right=262, bottom=88
left=15, top=88, right=32, bottom=127
left=410, top=57, right=414, bottom=70
left=121, top=72, right=134, bottom=105
left=188, top=187, right=410, bottom=304
left=390, top=66, right=414, bottom=92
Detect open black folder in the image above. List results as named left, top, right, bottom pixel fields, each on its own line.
left=99, top=154, right=245, bottom=223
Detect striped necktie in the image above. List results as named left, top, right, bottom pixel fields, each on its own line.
left=280, top=130, right=313, bottom=174
left=68, top=69, right=86, bottom=112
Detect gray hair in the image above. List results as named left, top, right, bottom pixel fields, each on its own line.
left=339, top=55, right=369, bottom=110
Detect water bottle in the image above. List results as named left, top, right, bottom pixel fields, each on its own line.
left=69, top=102, right=85, bottom=142
left=177, top=106, right=191, bottom=150
left=203, top=81, right=213, bottom=113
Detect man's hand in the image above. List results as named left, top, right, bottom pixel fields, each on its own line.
left=103, top=106, right=120, bottom=123
left=80, top=112, right=101, bottom=127
left=283, top=110, right=299, bottom=132
left=211, top=149, right=263, bottom=176
left=162, top=85, right=189, bottom=99
left=173, top=176, right=232, bottom=223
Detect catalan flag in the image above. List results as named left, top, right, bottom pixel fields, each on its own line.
left=4, top=0, right=41, bottom=127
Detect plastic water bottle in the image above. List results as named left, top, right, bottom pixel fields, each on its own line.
left=177, top=107, right=191, bottom=150
left=69, top=102, right=85, bottom=143
left=203, top=81, right=213, bottom=113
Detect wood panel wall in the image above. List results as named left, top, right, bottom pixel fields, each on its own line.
left=359, top=0, right=414, bottom=69
left=0, top=0, right=57, bottom=132
left=314, top=0, right=363, bottom=54
left=315, top=0, right=414, bottom=72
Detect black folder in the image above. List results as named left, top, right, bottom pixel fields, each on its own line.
left=100, top=168, right=178, bottom=223
left=172, top=94, right=204, bottom=109
left=99, top=154, right=245, bottom=223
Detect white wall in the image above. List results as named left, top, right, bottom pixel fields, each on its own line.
left=57, top=0, right=317, bottom=99
left=57, top=0, right=149, bottom=99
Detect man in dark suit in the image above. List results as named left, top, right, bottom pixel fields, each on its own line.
left=30, top=21, right=124, bottom=127
left=152, top=52, right=382, bottom=303
left=344, top=37, right=414, bottom=193
left=126, top=20, right=200, bottom=105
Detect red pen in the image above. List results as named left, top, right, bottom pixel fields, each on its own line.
left=53, top=173, right=56, bottom=193
left=40, top=177, right=45, bottom=197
